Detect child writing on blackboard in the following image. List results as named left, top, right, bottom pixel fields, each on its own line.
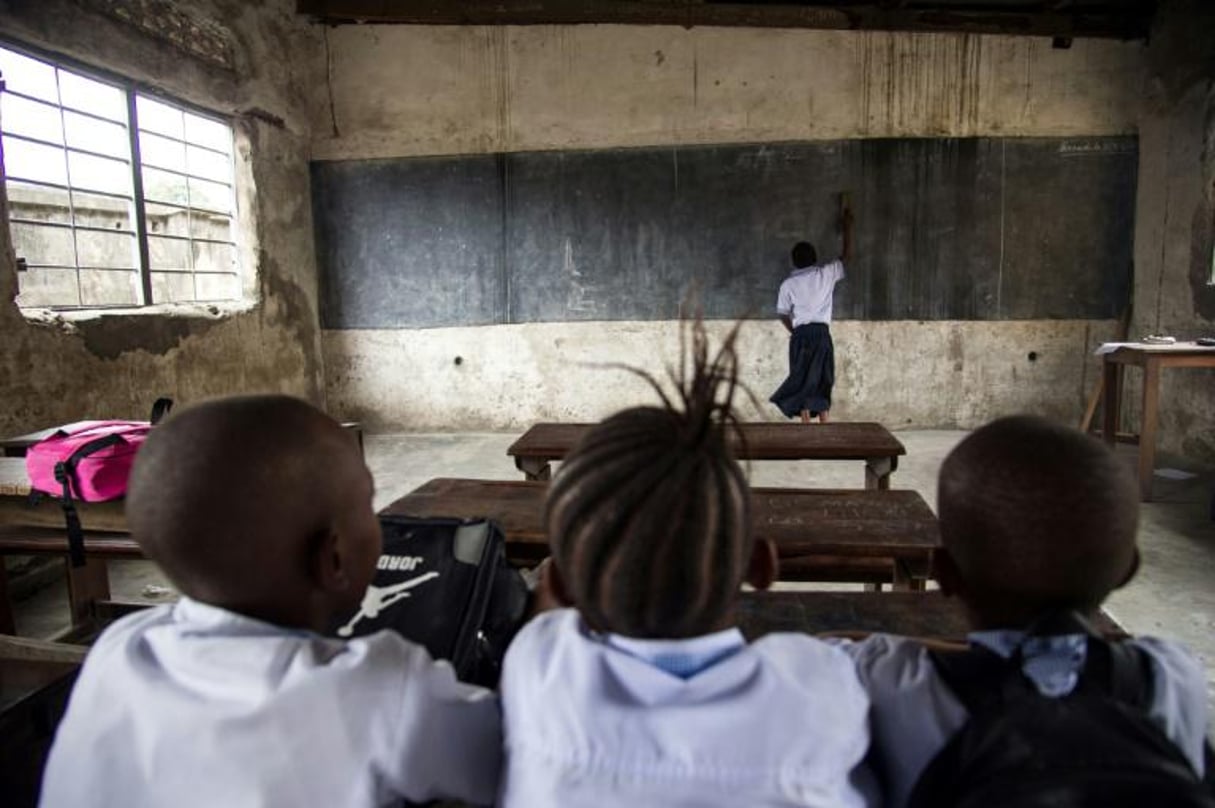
left=770, top=195, right=853, bottom=423
left=497, top=320, right=872, bottom=807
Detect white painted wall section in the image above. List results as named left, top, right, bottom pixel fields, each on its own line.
left=324, top=320, right=1118, bottom=431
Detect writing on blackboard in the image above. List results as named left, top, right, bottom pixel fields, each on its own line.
left=1059, top=140, right=1136, bottom=157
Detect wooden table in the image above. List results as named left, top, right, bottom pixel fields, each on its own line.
left=382, top=477, right=939, bottom=589
left=1101, top=342, right=1215, bottom=500
left=507, top=422, right=906, bottom=489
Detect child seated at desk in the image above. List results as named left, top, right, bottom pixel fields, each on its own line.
left=838, top=415, right=1209, bottom=807
left=497, top=323, right=872, bottom=807
left=40, top=396, right=501, bottom=808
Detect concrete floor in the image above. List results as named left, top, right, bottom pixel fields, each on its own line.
left=12, top=429, right=1215, bottom=719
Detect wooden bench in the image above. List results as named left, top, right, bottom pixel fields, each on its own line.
left=736, top=591, right=1126, bottom=641
left=507, top=421, right=906, bottom=489
left=381, top=478, right=939, bottom=589
left=0, top=636, right=85, bottom=806
left=0, top=527, right=142, bottom=639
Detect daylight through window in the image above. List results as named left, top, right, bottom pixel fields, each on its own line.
left=0, top=43, right=240, bottom=308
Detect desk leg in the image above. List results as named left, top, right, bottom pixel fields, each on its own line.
left=892, top=560, right=911, bottom=592
left=1102, top=358, right=1122, bottom=448
left=0, top=562, right=15, bottom=634
left=515, top=457, right=552, bottom=482
left=66, top=558, right=110, bottom=630
left=1139, top=358, right=1161, bottom=502
left=894, top=554, right=928, bottom=592
left=865, top=458, right=893, bottom=491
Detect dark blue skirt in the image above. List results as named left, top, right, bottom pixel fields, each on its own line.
left=770, top=323, right=835, bottom=418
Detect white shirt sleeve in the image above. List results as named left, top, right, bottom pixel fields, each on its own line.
left=830, top=260, right=846, bottom=283
left=776, top=279, right=793, bottom=316
left=381, top=640, right=503, bottom=806
left=1132, top=637, right=1210, bottom=777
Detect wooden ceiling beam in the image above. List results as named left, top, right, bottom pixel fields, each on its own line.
left=296, top=1, right=1154, bottom=40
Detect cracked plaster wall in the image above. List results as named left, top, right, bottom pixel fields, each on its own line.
left=0, top=0, right=324, bottom=434
left=1124, top=0, right=1215, bottom=462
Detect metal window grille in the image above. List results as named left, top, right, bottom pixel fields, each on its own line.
left=0, top=42, right=240, bottom=308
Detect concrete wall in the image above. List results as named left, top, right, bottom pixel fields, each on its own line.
left=0, top=0, right=324, bottom=434
left=325, top=320, right=1119, bottom=432
left=1126, top=0, right=1215, bottom=462
left=315, top=24, right=1147, bottom=434
left=311, top=26, right=1144, bottom=159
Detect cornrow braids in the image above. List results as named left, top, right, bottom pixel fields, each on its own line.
left=546, top=319, right=752, bottom=639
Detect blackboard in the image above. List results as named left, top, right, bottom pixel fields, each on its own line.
left=312, top=137, right=1136, bottom=329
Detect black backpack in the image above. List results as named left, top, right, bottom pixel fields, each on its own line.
left=908, top=613, right=1215, bottom=808
left=329, top=515, right=530, bottom=688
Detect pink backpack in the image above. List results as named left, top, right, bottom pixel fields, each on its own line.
left=25, top=399, right=172, bottom=566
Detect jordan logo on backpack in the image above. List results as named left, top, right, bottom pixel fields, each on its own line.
left=328, top=515, right=530, bottom=688
left=337, top=572, right=440, bottom=637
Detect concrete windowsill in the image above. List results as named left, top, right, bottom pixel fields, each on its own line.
left=18, top=299, right=257, bottom=325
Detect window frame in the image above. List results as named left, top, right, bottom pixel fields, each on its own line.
left=0, top=36, right=241, bottom=310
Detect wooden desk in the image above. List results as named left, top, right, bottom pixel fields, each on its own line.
left=0, top=527, right=142, bottom=639
left=0, top=458, right=137, bottom=638
left=382, top=478, right=939, bottom=589
left=1, top=421, right=364, bottom=458
left=0, top=425, right=86, bottom=458
left=1101, top=343, right=1215, bottom=500
left=735, top=591, right=1126, bottom=641
left=507, top=421, right=906, bottom=489
left=0, top=459, right=127, bottom=532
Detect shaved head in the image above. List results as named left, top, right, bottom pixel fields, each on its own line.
left=127, top=395, right=378, bottom=627
left=938, top=415, right=1139, bottom=624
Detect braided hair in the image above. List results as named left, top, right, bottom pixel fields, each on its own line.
left=545, top=320, right=751, bottom=639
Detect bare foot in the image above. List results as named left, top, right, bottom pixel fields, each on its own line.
left=819, top=410, right=830, bottom=424
left=799, top=410, right=812, bottom=424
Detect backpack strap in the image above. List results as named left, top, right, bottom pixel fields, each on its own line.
left=1088, top=634, right=1155, bottom=709
left=1020, top=610, right=1153, bottom=707
left=53, top=433, right=125, bottom=568
left=930, top=614, right=1153, bottom=714
left=929, top=644, right=1020, bottom=715
left=149, top=398, right=173, bottom=425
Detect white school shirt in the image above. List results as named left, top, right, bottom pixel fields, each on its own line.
left=39, top=597, right=502, bottom=808
left=837, top=631, right=1209, bottom=808
left=776, top=260, right=845, bottom=326
left=498, top=608, right=872, bottom=808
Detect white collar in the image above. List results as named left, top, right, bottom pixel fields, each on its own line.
left=602, top=626, right=746, bottom=678
left=171, top=596, right=316, bottom=640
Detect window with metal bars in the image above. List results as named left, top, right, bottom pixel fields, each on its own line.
left=0, top=41, right=241, bottom=309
